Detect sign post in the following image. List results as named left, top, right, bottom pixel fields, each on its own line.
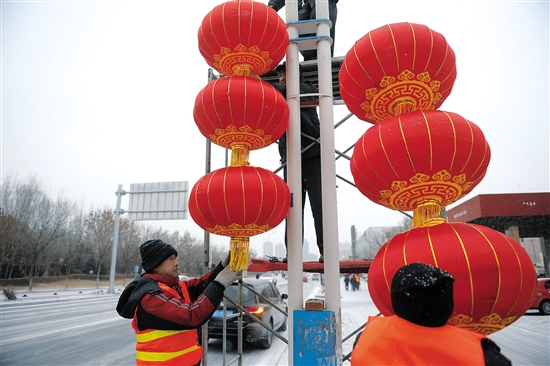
left=107, top=181, right=189, bottom=294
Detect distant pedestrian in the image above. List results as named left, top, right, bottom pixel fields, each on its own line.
left=350, top=275, right=358, bottom=292
left=344, top=274, right=350, bottom=291
left=355, top=274, right=361, bottom=291
left=116, top=239, right=240, bottom=366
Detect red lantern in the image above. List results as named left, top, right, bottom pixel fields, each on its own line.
left=189, top=165, right=289, bottom=235
left=339, top=22, right=457, bottom=124
left=367, top=222, right=538, bottom=335
left=350, top=110, right=490, bottom=225
left=198, top=0, right=288, bottom=76
left=189, top=165, right=290, bottom=269
left=193, top=75, right=289, bottom=153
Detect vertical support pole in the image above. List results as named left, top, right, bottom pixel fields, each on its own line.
left=285, top=1, right=303, bottom=365
left=316, top=0, right=342, bottom=364
left=108, top=184, right=125, bottom=295
left=202, top=69, right=217, bottom=366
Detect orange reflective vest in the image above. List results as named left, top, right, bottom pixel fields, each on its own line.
left=133, top=281, right=202, bottom=365
left=351, top=315, right=486, bottom=366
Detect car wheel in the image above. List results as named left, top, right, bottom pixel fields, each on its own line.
left=258, top=319, right=273, bottom=349
left=279, top=316, right=287, bottom=331
left=539, top=300, right=550, bottom=315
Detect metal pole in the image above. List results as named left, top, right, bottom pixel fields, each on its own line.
left=316, top=0, right=342, bottom=364
left=285, top=1, right=303, bottom=364
left=108, top=184, right=125, bottom=294
left=202, top=69, right=217, bottom=366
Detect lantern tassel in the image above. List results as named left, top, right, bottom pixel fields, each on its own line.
left=229, top=236, right=250, bottom=271
left=230, top=144, right=250, bottom=166
left=413, top=200, right=445, bottom=227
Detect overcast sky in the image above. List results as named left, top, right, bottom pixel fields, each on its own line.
left=2, top=0, right=548, bottom=258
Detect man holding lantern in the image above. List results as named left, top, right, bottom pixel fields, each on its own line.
left=116, top=239, right=240, bottom=365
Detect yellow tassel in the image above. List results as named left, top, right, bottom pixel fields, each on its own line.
left=413, top=200, right=443, bottom=227
left=393, top=100, right=416, bottom=115
left=229, top=236, right=250, bottom=271
left=230, top=144, right=250, bottom=167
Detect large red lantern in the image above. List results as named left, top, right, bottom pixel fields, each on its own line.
left=368, top=222, right=538, bottom=335
left=193, top=75, right=289, bottom=156
left=350, top=110, right=490, bottom=226
left=189, top=165, right=290, bottom=269
left=339, top=22, right=457, bottom=124
left=198, top=0, right=288, bottom=76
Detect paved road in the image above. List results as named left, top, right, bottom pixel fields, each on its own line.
left=2, top=277, right=549, bottom=365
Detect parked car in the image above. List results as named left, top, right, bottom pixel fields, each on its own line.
left=259, top=272, right=277, bottom=285
left=312, top=273, right=320, bottom=281
left=207, top=278, right=288, bottom=348
left=303, top=275, right=308, bottom=282
left=529, top=278, right=550, bottom=315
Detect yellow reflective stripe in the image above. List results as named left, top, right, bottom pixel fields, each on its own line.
left=136, top=345, right=201, bottom=362
left=135, top=329, right=190, bottom=343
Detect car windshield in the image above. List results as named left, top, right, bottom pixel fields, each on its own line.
left=226, top=285, right=256, bottom=303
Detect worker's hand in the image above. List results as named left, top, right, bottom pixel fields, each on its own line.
left=222, top=252, right=231, bottom=268
left=215, top=266, right=241, bottom=289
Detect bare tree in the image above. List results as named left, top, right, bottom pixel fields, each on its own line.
left=85, top=209, right=114, bottom=288
left=1, top=175, right=73, bottom=289
left=59, top=205, right=87, bottom=288
left=117, top=218, right=141, bottom=284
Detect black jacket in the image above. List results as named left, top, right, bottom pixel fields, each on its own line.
left=273, top=80, right=321, bottom=164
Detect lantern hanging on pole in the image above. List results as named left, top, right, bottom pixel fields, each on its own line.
left=339, top=22, right=457, bottom=124
left=367, top=221, right=538, bottom=335
left=350, top=110, right=490, bottom=226
left=198, top=0, right=288, bottom=76
left=189, top=166, right=291, bottom=270
left=193, top=75, right=289, bottom=165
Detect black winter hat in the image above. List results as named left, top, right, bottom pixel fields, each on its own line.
left=391, top=262, right=454, bottom=327
left=140, top=239, right=178, bottom=273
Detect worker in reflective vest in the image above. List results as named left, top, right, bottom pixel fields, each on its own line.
left=351, top=263, right=512, bottom=366
left=117, top=239, right=240, bottom=365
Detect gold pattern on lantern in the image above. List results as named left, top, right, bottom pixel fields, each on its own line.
left=210, top=124, right=272, bottom=150
left=448, top=313, right=517, bottom=335
left=379, top=170, right=473, bottom=211
left=209, top=223, right=270, bottom=237
left=360, top=70, right=443, bottom=123
left=213, top=44, right=272, bottom=76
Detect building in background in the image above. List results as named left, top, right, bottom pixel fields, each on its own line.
left=355, top=226, right=401, bottom=259
left=263, top=241, right=274, bottom=258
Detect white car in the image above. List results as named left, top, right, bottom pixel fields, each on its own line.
left=259, top=273, right=277, bottom=285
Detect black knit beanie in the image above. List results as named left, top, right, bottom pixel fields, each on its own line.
left=140, top=239, right=178, bottom=273
left=391, top=263, right=455, bottom=327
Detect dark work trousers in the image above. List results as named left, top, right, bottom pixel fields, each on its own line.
left=284, top=154, right=324, bottom=256
left=299, top=1, right=338, bottom=60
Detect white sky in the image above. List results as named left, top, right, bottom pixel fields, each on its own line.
left=2, top=0, right=549, bottom=258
